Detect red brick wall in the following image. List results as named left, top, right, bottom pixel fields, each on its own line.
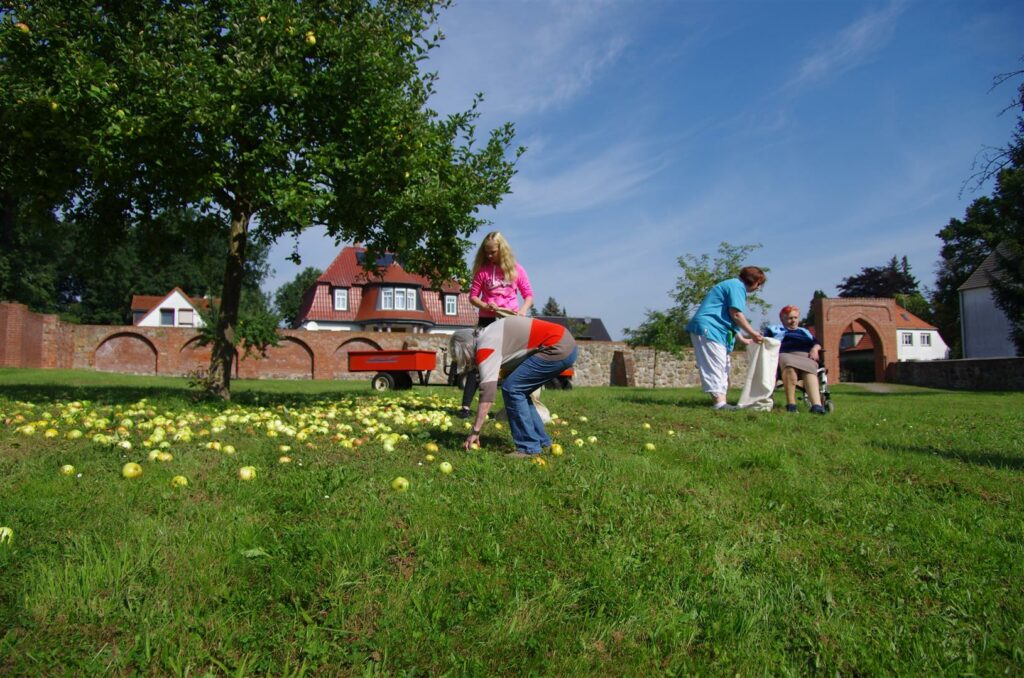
left=0, top=302, right=454, bottom=381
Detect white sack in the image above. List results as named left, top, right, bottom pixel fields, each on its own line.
left=737, top=337, right=781, bottom=411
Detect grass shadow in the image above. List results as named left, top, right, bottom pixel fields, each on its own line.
left=875, top=441, right=1024, bottom=471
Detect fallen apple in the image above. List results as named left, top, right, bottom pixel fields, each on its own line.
left=438, top=461, right=453, bottom=475
left=391, top=476, right=410, bottom=492
left=305, top=31, right=316, bottom=45
left=0, top=526, right=12, bottom=544
left=121, top=462, right=143, bottom=479
left=238, top=466, right=257, bottom=481
left=278, top=455, right=292, bottom=464
left=170, top=475, right=188, bottom=488
left=550, top=443, right=563, bottom=456
left=424, top=454, right=435, bottom=462
left=60, top=464, right=76, bottom=476
left=644, top=443, right=656, bottom=451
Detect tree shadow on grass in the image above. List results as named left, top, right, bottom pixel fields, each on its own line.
left=873, top=441, right=1024, bottom=471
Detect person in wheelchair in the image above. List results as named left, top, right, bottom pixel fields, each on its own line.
left=764, top=305, right=827, bottom=414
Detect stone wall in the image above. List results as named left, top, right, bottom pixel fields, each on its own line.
left=890, top=357, right=1024, bottom=391
left=0, top=302, right=753, bottom=388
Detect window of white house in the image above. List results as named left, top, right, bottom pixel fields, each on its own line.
left=920, top=333, right=931, bottom=347
left=160, top=309, right=175, bottom=326
left=444, top=294, right=458, bottom=316
left=395, top=288, right=407, bottom=311
left=178, top=309, right=194, bottom=327
left=901, top=332, right=913, bottom=346
left=381, top=288, right=394, bottom=310
left=334, top=288, right=348, bottom=311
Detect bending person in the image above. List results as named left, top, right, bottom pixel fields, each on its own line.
left=458, top=232, right=534, bottom=419
left=685, top=266, right=766, bottom=410
left=765, top=305, right=826, bottom=414
left=450, top=317, right=576, bottom=457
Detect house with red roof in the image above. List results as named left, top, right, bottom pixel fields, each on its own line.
left=131, top=288, right=211, bottom=328
left=840, top=306, right=948, bottom=361
left=295, top=246, right=477, bottom=334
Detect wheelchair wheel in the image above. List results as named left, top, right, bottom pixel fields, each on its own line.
left=825, top=400, right=836, bottom=413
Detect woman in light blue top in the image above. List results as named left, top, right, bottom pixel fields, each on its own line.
left=685, top=266, right=766, bottom=409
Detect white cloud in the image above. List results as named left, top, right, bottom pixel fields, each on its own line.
left=426, top=0, right=631, bottom=117
left=785, top=0, right=907, bottom=91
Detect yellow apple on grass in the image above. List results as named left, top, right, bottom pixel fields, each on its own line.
left=278, top=455, right=292, bottom=464
left=170, top=475, right=188, bottom=488
left=238, top=466, right=257, bottom=481
left=438, top=461, right=453, bottom=475
left=391, top=476, right=410, bottom=492
left=0, top=526, right=12, bottom=544
left=550, top=443, right=563, bottom=456
left=60, top=464, right=75, bottom=476
left=121, top=462, right=143, bottom=479
left=424, top=454, right=435, bottom=462
left=305, top=31, right=316, bottom=45
left=644, top=443, right=656, bottom=451
left=424, top=442, right=439, bottom=453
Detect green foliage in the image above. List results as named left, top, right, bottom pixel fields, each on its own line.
left=540, top=297, right=566, bottom=317
left=1, top=0, right=522, bottom=397
left=274, top=266, right=323, bottom=328
left=2, top=371, right=1024, bottom=673
left=837, top=255, right=921, bottom=299
left=623, top=306, right=690, bottom=352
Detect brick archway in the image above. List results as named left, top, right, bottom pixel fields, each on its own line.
left=813, top=298, right=899, bottom=382
left=95, top=332, right=158, bottom=375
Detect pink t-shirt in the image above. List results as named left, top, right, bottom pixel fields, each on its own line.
left=470, top=262, right=533, bottom=318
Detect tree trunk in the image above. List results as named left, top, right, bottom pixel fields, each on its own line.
left=207, top=208, right=250, bottom=400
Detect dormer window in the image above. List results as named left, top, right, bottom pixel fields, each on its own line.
left=379, top=286, right=418, bottom=311
left=334, top=288, right=348, bottom=311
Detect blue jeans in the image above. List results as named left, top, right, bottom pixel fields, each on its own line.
left=501, top=347, right=577, bottom=454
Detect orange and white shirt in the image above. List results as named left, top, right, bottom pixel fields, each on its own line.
left=475, top=317, right=576, bottom=403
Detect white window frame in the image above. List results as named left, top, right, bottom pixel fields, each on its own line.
left=333, top=288, right=348, bottom=311
left=406, top=288, right=417, bottom=311
left=395, top=288, right=407, bottom=311
left=920, top=333, right=931, bottom=347
left=901, top=332, right=913, bottom=346
left=381, top=288, right=394, bottom=310
left=444, top=294, right=457, bottom=316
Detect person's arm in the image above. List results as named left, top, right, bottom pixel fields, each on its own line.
left=809, top=343, right=821, bottom=362
left=517, top=296, right=534, bottom=316
left=729, top=307, right=764, bottom=343
left=464, top=401, right=494, bottom=450
left=469, top=270, right=498, bottom=313
left=514, top=265, right=534, bottom=315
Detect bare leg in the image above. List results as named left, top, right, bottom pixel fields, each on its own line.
left=800, top=371, right=822, bottom=406
left=782, top=367, right=798, bottom=405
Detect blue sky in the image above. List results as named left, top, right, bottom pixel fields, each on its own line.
left=264, top=0, right=1024, bottom=339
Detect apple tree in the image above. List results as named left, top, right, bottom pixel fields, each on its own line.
left=1, top=0, right=521, bottom=398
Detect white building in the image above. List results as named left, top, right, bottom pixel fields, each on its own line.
left=958, top=244, right=1017, bottom=358
left=894, top=306, right=949, bottom=361
left=131, top=288, right=209, bottom=328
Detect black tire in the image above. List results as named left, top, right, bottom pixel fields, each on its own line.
left=825, top=399, right=836, bottom=413
left=561, top=378, right=573, bottom=390
left=395, top=372, right=414, bottom=390
left=371, top=372, right=396, bottom=391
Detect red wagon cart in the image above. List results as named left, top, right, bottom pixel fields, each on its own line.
left=347, top=350, right=437, bottom=391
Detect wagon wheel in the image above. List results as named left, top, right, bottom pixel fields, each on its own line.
left=371, top=372, right=396, bottom=391
left=395, top=372, right=414, bottom=390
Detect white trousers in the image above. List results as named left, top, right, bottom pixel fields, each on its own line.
left=690, top=333, right=729, bottom=395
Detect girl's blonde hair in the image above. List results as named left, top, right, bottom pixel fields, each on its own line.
left=472, top=231, right=518, bottom=283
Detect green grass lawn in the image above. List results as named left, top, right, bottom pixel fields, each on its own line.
left=1, top=368, right=1022, bottom=675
